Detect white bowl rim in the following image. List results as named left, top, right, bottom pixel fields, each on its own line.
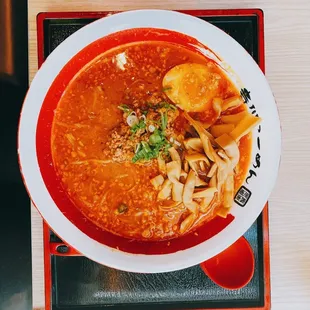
left=18, top=9, right=281, bottom=273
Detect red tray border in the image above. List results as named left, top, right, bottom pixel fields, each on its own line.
left=37, top=9, right=269, bottom=310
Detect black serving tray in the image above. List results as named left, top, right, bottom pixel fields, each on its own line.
left=37, top=10, right=269, bottom=310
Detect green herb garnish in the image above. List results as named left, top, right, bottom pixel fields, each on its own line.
left=160, top=111, right=168, bottom=131
left=159, top=101, right=177, bottom=110
left=118, top=104, right=132, bottom=113
left=132, top=131, right=170, bottom=163
left=162, top=142, right=172, bottom=156
left=132, top=141, right=154, bottom=163
left=130, top=119, right=146, bottom=134
left=129, top=102, right=175, bottom=163
left=149, top=131, right=163, bottom=146
left=151, top=101, right=177, bottom=111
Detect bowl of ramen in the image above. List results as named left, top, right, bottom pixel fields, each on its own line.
left=18, top=10, right=281, bottom=273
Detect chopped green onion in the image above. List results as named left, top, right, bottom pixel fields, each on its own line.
left=141, top=141, right=152, bottom=153
left=132, top=134, right=171, bottom=163
left=126, top=114, right=139, bottom=127
left=149, top=131, right=163, bottom=146
left=162, top=102, right=177, bottom=110
left=118, top=104, right=131, bottom=113
left=162, top=142, right=172, bottom=156
left=148, top=124, right=156, bottom=132
left=132, top=141, right=152, bottom=162
left=131, top=119, right=146, bottom=134
left=135, top=143, right=142, bottom=154
left=160, top=111, right=168, bottom=131
left=128, top=101, right=176, bottom=163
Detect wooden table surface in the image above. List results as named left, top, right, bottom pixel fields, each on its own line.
left=28, top=1, right=310, bottom=309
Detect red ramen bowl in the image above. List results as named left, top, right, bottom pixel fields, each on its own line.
left=18, top=10, right=281, bottom=273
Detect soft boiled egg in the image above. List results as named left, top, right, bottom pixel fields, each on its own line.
left=163, top=63, right=224, bottom=112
